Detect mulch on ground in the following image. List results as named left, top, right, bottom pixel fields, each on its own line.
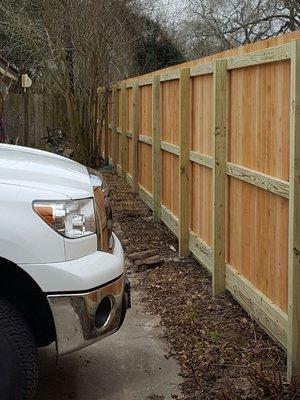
left=103, top=171, right=296, bottom=400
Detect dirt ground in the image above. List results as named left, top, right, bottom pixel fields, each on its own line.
left=103, top=171, right=298, bottom=400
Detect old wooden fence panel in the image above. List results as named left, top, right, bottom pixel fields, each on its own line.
left=100, top=30, right=300, bottom=379
left=3, top=93, right=69, bottom=146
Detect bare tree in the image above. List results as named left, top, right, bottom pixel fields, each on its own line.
left=0, top=0, right=144, bottom=162
left=183, top=0, right=300, bottom=58
left=0, top=0, right=183, bottom=163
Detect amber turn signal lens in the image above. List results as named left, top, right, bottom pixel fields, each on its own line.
left=33, top=204, right=55, bottom=224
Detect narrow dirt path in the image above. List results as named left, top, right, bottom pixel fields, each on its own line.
left=105, top=172, right=288, bottom=400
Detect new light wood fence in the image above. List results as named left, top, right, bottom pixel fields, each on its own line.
left=99, top=30, right=300, bottom=379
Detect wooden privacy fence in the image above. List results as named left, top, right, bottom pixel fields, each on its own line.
left=3, top=93, right=69, bottom=146
left=99, top=30, right=300, bottom=379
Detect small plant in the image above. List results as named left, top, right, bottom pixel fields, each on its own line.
left=186, top=310, right=198, bottom=322
left=210, top=330, right=222, bottom=341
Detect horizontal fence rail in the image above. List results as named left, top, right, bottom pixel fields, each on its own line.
left=98, top=31, right=300, bottom=380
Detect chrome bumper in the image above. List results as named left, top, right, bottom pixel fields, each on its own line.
left=47, top=274, right=129, bottom=355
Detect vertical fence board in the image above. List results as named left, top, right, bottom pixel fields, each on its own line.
left=120, top=84, right=127, bottom=179
left=152, top=76, right=161, bottom=222
left=179, top=68, right=190, bottom=256
left=97, top=88, right=103, bottom=155
left=95, top=89, right=101, bottom=155
left=132, top=82, right=140, bottom=193
left=104, top=91, right=109, bottom=164
left=212, top=59, right=227, bottom=296
left=4, top=93, right=68, bottom=147
left=111, top=87, right=117, bottom=172
left=287, top=39, right=300, bottom=380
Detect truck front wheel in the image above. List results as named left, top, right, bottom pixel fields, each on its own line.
left=0, top=297, right=38, bottom=400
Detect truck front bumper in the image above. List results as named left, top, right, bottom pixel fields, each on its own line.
left=47, top=274, right=130, bottom=355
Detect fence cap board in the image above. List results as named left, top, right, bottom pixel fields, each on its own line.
left=139, top=78, right=153, bottom=86
left=227, top=42, right=291, bottom=70
left=161, top=71, right=180, bottom=82
left=115, top=30, right=300, bottom=89
left=190, top=62, right=214, bottom=77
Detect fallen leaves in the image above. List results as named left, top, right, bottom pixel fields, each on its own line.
left=103, top=172, right=287, bottom=400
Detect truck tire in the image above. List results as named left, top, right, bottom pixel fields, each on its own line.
left=0, top=297, right=38, bottom=400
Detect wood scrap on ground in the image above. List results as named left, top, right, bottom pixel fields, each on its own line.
left=134, top=255, right=164, bottom=267
left=128, top=249, right=159, bottom=261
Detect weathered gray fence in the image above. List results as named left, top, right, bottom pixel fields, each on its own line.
left=3, top=93, right=69, bottom=146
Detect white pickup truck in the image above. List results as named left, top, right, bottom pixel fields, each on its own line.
left=0, top=144, right=130, bottom=399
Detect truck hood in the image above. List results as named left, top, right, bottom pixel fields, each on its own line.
left=0, top=144, right=93, bottom=198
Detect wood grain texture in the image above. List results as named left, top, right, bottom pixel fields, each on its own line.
left=4, top=93, right=69, bottom=146
left=132, top=83, right=140, bottom=193
left=139, top=78, right=152, bottom=86
left=227, top=43, right=290, bottom=70
left=190, top=62, right=214, bottom=77
left=161, top=79, right=180, bottom=218
left=227, top=178, right=288, bottom=312
left=139, top=142, right=152, bottom=194
left=152, top=76, right=162, bottom=222
left=125, top=89, right=133, bottom=175
left=226, top=162, right=289, bottom=199
left=226, top=263, right=287, bottom=349
left=139, top=85, right=152, bottom=136
left=228, top=60, right=290, bottom=181
left=161, top=205, right=179, bottom=237
left=139, top=135, right=152, bottom=145
left=116, top=89, right=120, bottom=130
left=190, top=164, right=213, bottom=247
left=104, top=100, right=109, bottom=164
left=161, top=141, right=179, bottom=155
left=126, top=88, right=133, bottom=132
left=287, top=39, right=300, bottom=380
left=179, top=68, right=190, bottom=256
left=161, top=71, right=180, bottom=82
left=161, top=80, right=179, bottom=145
left=115, top=128, right=120, bottom=165
left=162, top=151, right=179, bottom=217
left=120, top=85, right=127, bottom=179
left=126, top=137, right=132, bottom=174
left=139, top=185, right=153, bottom=209
left=213, top=59, right=227, bottom=295
left=189, top=151, right=213, bottom=168
left=191, top=75, right=213, bottom=155
left=189, top=230, right=213, bottom=271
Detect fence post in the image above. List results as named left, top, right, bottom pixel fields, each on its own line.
left=179, top=68, right=190, bottom=257
left=152, top=75, right=161, bottom=222
left=132, top=82, right=140, bottom=193
left=104, top=90, right=109, bottom=164
left=287, top=39, right=300, bottom=381
left=111, top=87, right=117, bottom=173
left=212, top=59, right=227, bottom=296
left=95, top=88, right=101, bottom=155
left=23, top=90, right=29, bottom=146
left=98, top=87, right=104, bottom=158
left=120, top=84, right=127, bottom=180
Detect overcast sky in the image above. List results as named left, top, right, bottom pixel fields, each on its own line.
left=149, top=0, right=187, bottom=25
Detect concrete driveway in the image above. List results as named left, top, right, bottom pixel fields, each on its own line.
left=36, top=281, right=182, bottom=400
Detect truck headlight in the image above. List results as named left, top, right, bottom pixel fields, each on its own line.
left=33, top=198, right=96, bottom=239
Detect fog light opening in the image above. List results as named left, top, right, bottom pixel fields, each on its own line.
left=95, top=296, right=112, bottom=329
